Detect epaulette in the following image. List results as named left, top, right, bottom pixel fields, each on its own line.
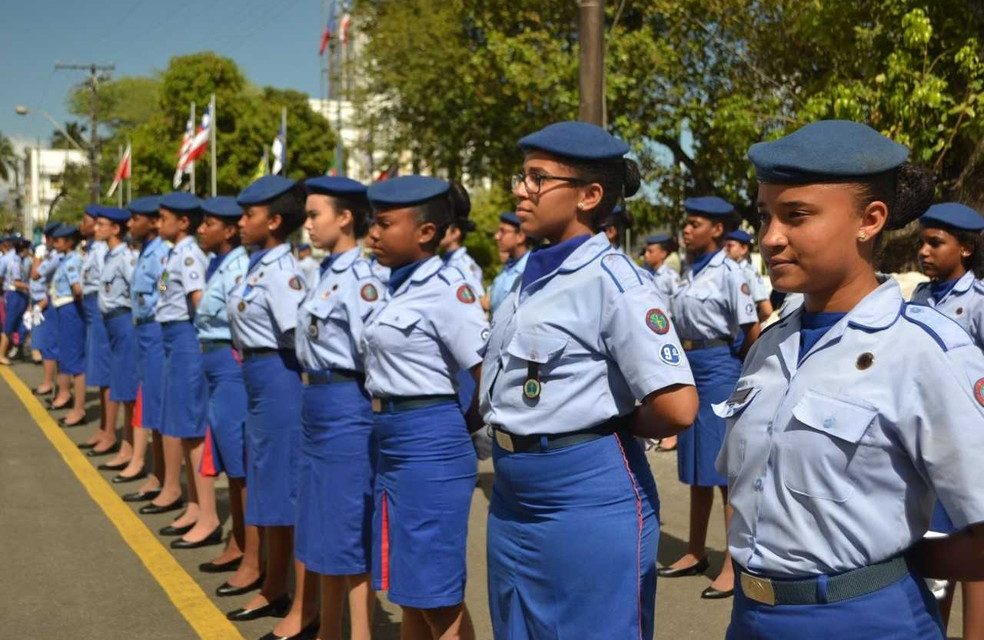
left=350, top=259, right=373, bottom=280
left=973, top=280, right=984, bottom=295
left=599, top=252, right=645, bottom=293
left=437, top=265, right=467, bottom=286
left=901, top=303, right=974, bottom=352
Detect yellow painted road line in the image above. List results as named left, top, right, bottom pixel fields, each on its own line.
left=0, top=367, right=244, bottom=640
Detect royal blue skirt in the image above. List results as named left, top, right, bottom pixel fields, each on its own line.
left=135, top=321, right=164, bottom=430
left=159, top=321, right=206, bottom=438
left=296, top=379, right=375, bottom=576
left=55, top=301, right=86, bottom=375
left=727, top=571, right=942, bottom=639
left=678, top=345, right=740, bottom=486
left=34, top=303, right=57, bottom=360
left=200, top=346, right=247, bottom=479
left=488, top=431, right=659, bottom=639
left=242, top=350, right=303, bottom=526
left=104, top=311, right=138, bottom=402
left=372, top=400, right=476, bottom=609
left=3, top=290, right=28, bottom=336
left=83, top=293, right=111, bottom=387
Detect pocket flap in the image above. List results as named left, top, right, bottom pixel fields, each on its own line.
left=505, top=331, right=569, bottom=364
left=307, top=297, right=342, bottom=321
left=712, top=386, right=761, bottom=419
left=791, top=390, right=876, bottom=443
left=378, top=310, right=421, bottom=331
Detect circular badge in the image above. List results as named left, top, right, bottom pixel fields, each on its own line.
left=481, top=328, right=491, bottom=341
left=184, top=257, right=194, bottom=266
left=307, top=323, right=319, bottom=338
left=158, top=283, right=167, bottom=293
left=234, top=275, right=242, bottom=285
left=457, top=284, right=476, bottom=304
left=957, top=307, right=965, bottom=315
left=288, top=276, right=303, bottom=291
left=646, top=308, right=670, bottom=335
left=975, top=378, right=984, bottom=408
left=741, top=283, right=750, bottom=295
left=361, top=283, right=379, bottom=302
left=659, top=344, right=682, bottom=367
left=237, top=301, right=246, bottom=312
left=523, top=378, right=541, bottom=400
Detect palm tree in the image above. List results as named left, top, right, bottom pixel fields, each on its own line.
left=51, top=121, right=87, bottom=151
left=0, top=133, right=16, bottom=183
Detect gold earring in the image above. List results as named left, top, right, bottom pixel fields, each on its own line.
left=858, top=232, right=868, bottom=242
left=576, top=203, right=584, bottom=210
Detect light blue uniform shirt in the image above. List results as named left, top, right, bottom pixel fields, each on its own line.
left=651, top=263, right=679, bottom=303
left=296, top=247, right=385, bottom=373
left=362, top=256, right=489, bottom=397
left=489, top=251, right=530, bottom=314
left=738, top=260, right=769, bottom=303
left=716, top=278, right=984, bottom=577
left=480, top=233, right=695, bottom=436
left=669, top=249, right=758, bottom=340
left=194, top=246, right=248, bottom=343
left=777, top=292, right=804, bottom=320
left=98, top=242, right=136, bottom=314
left=132, top=237, right=169, bottom=323
left=155, top=236, right=207, bottom=323
left=297, top=255, right=320, bottom=289
left=911, top=271, right=984, bottom=350
left=1, top=250, right=23, bottom=291
left=367, top=255, right=390, bottom=284
left=227, top=243, right=307, bottom=350
left=53, top=252, right=83, bottom=298
left=444, top=247, right=485, bottom=296
left=82, top=240, right=108, bottom=296
left=33, top=250, right=62, bottom=301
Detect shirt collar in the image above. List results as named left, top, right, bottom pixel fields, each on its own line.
left=410, top=255, right=445, bottom=284
left=173, top=236, right=195, bottom=252
left=330, top=246, right=360, bottom=273
left=260, top=243, right=291, bottom=266
left=107, top=242, right=127, bottom=257
left=217, top=245, right=246, bottom=272
left=948, top=271, right=976, bottom=297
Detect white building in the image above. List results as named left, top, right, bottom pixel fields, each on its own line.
left=22, top=147, right=87, bottom=237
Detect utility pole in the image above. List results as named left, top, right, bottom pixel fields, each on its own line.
left=577, top=1, right=605, bottom=126
left=55, top=62, right=114, bottom=204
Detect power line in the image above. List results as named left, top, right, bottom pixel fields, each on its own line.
left=55, top=62, right=115, bottom=204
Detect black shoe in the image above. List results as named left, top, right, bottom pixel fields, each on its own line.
left=226, top=594, right=291, bottom=621
left=33, top=386, right=53, bottom=396
left=216, top=574, right=263, bottom=597
left=138, top=498, right=185, bottom=515
left=657, top=557, right=710, bottom=578
left=112, top=470, right=147, bottom=484
left=77, top=442, right=97, bottom=450
left=122, top=489, right=161, bottom=503
left=87, top=442, right=120, bottom=457
left=256, top=618, right=320, bottom=640
left=171, top=527, right=223, bottom=549
left=97, top=460, right=130, bottom=471
left=200, top=556, right=243, bottom=574
left=700, top=585, right=734, bottom=599
left=159, top=522, right=194, bottom=537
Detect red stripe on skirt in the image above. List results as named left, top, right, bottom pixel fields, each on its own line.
left=200, top=425, right=218, bottom=477
left=613, top=434, right=645, bottom=640
left=380, top=492, right=391, bottom=591
left=132, top=384, right=143, bottom=429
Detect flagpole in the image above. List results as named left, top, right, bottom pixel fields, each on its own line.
left=126, top=137, right=132, bottom=205
left=189, top=101, right=196, bottom=194
left=209, top=93, right=217, bottom=197
left=334, top=16, right=344, bottom=177
left=117, top=144, right=124, bottom=207
left=281, top=106, right=288, bottom=176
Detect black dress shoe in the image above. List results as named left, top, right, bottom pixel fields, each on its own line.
left=159, top=522, right=194, bottom=536
left=216, top=574, right=263, bottom=597
left=77, top=442, right=96, bottom=450
left=657, top=557, right=710, bottom=578
left=138, top=498, right=185, bottom=515
left=200, top=556, right=243, bottom=574
left=97, top=460, right=130, bottom=471
left=122, top=489, right=161, bottom=503
left=112, top=470, right=147, bottom=484
left=87, top=442, right=120, bottom=457
left=256, top=618, right=320, bottom=640
left=33, top=386, right=53, bottom=396
left=226, top=594, right=291, bottom=621
left=171, top=527, right=223, bottom=549
left=700, top=585, right=735, bottom=599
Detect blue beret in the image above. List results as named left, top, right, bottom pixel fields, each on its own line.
left=83, top=204, right=105, bottom=217
left=237, top=175, right=296, bottom=206
left=159, top=192, right=204, bottom=213
left=499, top=211, right=521, bottom=227
left=367, top=175, right=450, bottom=208
left=920, top=203, right=984, bottom=232
left=51, top=224, right=79, bottom=238
left=748, top=120, right=909, bottom=184
left=645, top=233, right=672, bottom=245
left=297, top=243, right=311, bottom=251
left=128, top=196, right=161, bottom=216
left=97, top=207, right=131, bottom=223
left=684, top=196, right=734, bottom=217
left=304, top=175, right=367, bottom=197
left=726, top=230, right=754, bottom=244
left=43, top=221, right=62, bottom=235
left=202, top=196, right=244, bottom=219
left=518, top=121, right=630, bottom=160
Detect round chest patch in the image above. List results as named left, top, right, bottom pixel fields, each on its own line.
left=237, top=301, right=246, bottom=312
left=184, top=257, right=194, bottom=266
left=646, top=308, right=670, bottom=335
left=523, top=378, right=541, bottom=400
left=288, top=276, right=303, bottom=291
left=659, top=344, right=682, bottom=366
left=741, top=283, right=750, bottom=295
left=481, top=328, right=491, bottom=341
left=456, top=284, right=476, bottom=304
left=234, top=275, right=242, bottom=285
left=307, top=323, right=319, bottom=338
left=975, top=378, right=984, bottom=407
left=856, top=352, right=875, bottom=370
left=361, top=283, right=379, bottom=302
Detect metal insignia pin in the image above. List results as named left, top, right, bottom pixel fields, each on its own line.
left=957, top=307, right=965, bottom=315
left=856, top=352, right=874, bottom=370
left=307, top=323, right=319, bottom=338
left=237, top=301, right=246, bottom=312
left=523, top=362, right=541, bottom=400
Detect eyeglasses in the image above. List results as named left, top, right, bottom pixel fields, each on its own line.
left=511, top=171, right=586, bottom=195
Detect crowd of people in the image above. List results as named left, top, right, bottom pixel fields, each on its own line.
left=1, top=118, right=983, bottom=640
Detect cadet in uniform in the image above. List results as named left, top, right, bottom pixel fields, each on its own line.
left=296, top=176, right=383, bottom=640
left=660, top=196, right=760, bottom=600
left=49, top=225, right=88, bottom=427
left=80, top=206, right=113, bottom=435
left=481, top=121, right=698, bottom=640
left=487, top=211, right=532, bottom=314
left=599, top=203, right=632, bottom=248
left=225, top=176, right=311, bottom=633
left=0, top=231, right=29, bottom=365
left=30, top=222, right=63, bottom=395
left=363, top=175, right=488, bottom=640
left=719, top=119, right=984, bottom=639
left=724, top=229, right=773, bottom=323
left=641, top=233, right=680, bottom=300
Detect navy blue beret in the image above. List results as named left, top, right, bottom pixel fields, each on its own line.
left=83, top=204, right=105, bottom=218
left=304, top=175, right=367, bottom=197
left=128, top=196, right=161, bottom=216
left=518, top=121, right=630, bottom=160
left=748, top=120, right=909, bottom=184
left=920, top=203, right=984, bottom=232
left=159, top=192, right=204, bottom=213
left=97, top=207, right=131, bottom=223
left=499, top=211, right=521, bottom=227
left=726, top=230, right=754, bottom=244
left=51, top=224, right=79, bottom=238
left=237, top=175, right=296, bottom=206
left=43, top=221, right=62, bottom=235
left=684, top=196, right=734, bottom=217
left=367, top=175, right=450, bottom=208
left=202, top=196, right=244, bottom=219
left=645, top=233, right=672, bottom=245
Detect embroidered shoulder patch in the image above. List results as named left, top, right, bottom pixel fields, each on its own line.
left=659, top=344, right=682, bottom=366
left=646, top=308, right=670, bottom=335
left=360, top=283, right=379, bottom=302
left=288, top=276, right=303, bottom=291
left=740, top=282, right=750, bottom=295
left=457, top=284, right=476, bottom=304
left=976, top=378, right=984, bottom=408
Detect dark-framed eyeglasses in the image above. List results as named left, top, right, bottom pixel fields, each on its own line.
left=511, top=171, right=587, bottom=195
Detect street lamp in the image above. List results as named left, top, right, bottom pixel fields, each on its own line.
left=15, top=105, right=88, bottom=152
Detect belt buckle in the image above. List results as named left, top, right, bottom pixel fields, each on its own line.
left=494, top=429, right=515, bottom=453
left=740, top=572, right=777, bottom=606
left=682, top=339, right=695, bottom=351
left=371, top=397, right=382, bottom=413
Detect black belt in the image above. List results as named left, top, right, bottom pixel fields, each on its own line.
left=134, top=317, right=156, bottom=326
left=241, top=347, right=288, bottom=361
left=736, top=556, right=910, bottom=606
left=681, top=337, right=731, bottom=351
left=491, top=415, right=629, bottom=453
left=200, top=340, right=233, bottom=353
left=102, top=308, right=130, bottom=320
left=371, top=394, right=457, bottom=413
left=160, top=319, right=192, bottom=328
left=306, top=369, right=365, bottom=385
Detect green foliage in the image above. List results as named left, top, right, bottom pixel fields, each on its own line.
left=0, top=132, right=16, bottom=182
left=48, top=162, right=89, bottom=224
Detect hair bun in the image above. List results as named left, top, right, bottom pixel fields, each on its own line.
left=887, top=163, right=934, bottom=230
left=623, top=159, right=641, bottom=199
left=447, top=182, right=472, bottom=220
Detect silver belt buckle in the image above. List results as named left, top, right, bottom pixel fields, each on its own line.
left=740, top=571, right=777, bottom=606
left=371, top=397, right=382, bottom=413
left=494, top=429, right=514, bottom=453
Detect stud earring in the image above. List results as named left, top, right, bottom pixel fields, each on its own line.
left=576, top=203, right=584, bottom=210
left=858, top=232, right=868, bottom=242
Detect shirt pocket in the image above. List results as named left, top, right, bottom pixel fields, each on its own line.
left=371, top=310, right=423, bottom=350
left=779, top=390, right=877, bottom=502
left=713, top=386, right=761, bottom=479
left=504, top=330, right=568, bottom=367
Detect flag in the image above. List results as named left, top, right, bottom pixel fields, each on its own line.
left=376, top=164, right=398, bottom=182
left=172, top=112, right=195, bottom=188
left=184, top=105, right=212, bottom=164
left=326, top=156, right=338, bottom=176
left=340, top=13, right=352, bottom=45
left=270, top=121, right=286, bottom=176
left=319, top=0, right=337, bottom=55
left=106, top=143, right=131, bottom=198
left=252, top=149, right=269, bottom=181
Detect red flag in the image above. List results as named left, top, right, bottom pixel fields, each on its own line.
left=340, top=13, right=352, bottom=45
left=107, top=143, right=131, bottom=198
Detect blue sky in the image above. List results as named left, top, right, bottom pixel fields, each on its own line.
left=1, top=0, right=330, bottom=147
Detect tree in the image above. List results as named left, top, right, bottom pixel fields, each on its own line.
left=0, top=132, right=16, bottom=183
left=50, top=122, right=88, bottom=151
